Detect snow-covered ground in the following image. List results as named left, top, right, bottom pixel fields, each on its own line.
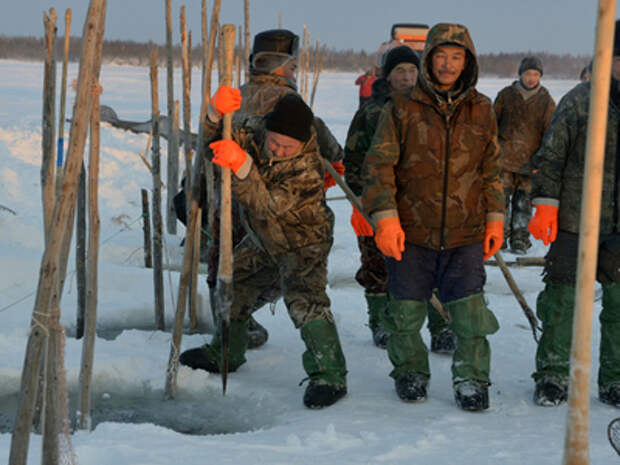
left=0, top=59, right=617, bottom=464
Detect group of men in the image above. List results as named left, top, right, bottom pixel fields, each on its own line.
left=177, top=20, right=620, bottom=413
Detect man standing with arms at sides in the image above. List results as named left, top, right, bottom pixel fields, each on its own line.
left=344, top=45, right=455, bottom=354
left=362, top=23, right=504, bottom=411
left=528, top=21, right=620, bottom=408
left=494, top=56, right=555, bottom=255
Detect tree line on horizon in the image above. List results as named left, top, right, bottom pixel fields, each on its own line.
left=0, top=35, right=591, bottom=79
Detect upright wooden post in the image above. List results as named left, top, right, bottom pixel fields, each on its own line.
left=77, top=32, right=104, bottom=429
left=164, top=0, right=222, bottom=401
left=562, top=2, right=616, bottom=464
left=201, top=0, right=208, bottom=94
left=310, top=42, right=326, bottom=109
left=42, top=8, right=57, bottom=240
left=236, top=24, right=242, bottom=87
left=9, top=2, right=106, bottom=464
left=165, top=0, right=179, bottom=235
left=244, top=0, right=250, bottom=83
left=141, top=189, right=152, bottom=268
left=76, top=163, right=87, bottom=339
left=150, top=49, right=165, bottom=332
left=55, top=8, right=71, bottom=197
left=216, top=24, right=236, bottom=395
left=180, top=6, right=192, bottom=203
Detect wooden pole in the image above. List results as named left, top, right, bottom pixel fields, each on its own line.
left=76, top=163, right=87, bottom=339
left=563, top=2, right=616, bottom=464
left=236, top=24, right=242, bottom=88
left=278, top=11, right=282, bottom=28
left=180, top=6, right=192, bottom=204
left=244, top=0, right=250, bottom=83
left=77, top=49, right=103, bottom=430
left=201, top=0, right=208, bottom=95
left=204, top=0, right=221, bottom=99
left=310, top=42, right=326, bottom=109
left=141, top=189, right=152, bottom=268
left=217, top=24, right=236, bottom=395
left=300, top=25, right=307, bottom=99
left=55, top=8, right=71, bottom=198
left=9, top=2, right=106, bottom=464
left=164, top=0, right=223, bottom=401
left=151, top=48, right=166, bottom=332
left=165, top=0, right=179, bottom=235
left=42, top=8, right=57, bottom=240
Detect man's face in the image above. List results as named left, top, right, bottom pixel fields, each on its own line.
left=520, top=69, right=541, bottom=89
left=387, top=62, right=418, bottom=92
left=266, top=130, right=303, bottom=158
left=274, top=57, right=298, bottom=80
left=431, top=46, right=466, bottom=90
left=612, top=57, right=620, bottom=81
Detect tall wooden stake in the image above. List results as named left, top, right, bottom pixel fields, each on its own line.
left=151, top=49, right=165, bottom=331
left=165, top=0, right=179, bottom=234
left=180, top=6, right=192, bottom=204
left=42, top=8, right=57, bottom=240
left=141, top=188, right=153, bottom=268
left=77, top=27, right=104, bottom=429
left=563, top=1, right=616, bottom=464
left=310, top=42, right=326, bottom=109
left=9, top=2, right=106, bottom=464
left=164, top=0, right=222, bottom=401
left=244, top=0, right=250, bottom=83
left=217, top=24, right=236, bottom=395
left=55, top=8, right=72, bottom=197
left=76, top=163, right=87, bottom=339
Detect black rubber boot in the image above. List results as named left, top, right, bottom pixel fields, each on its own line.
left=303, top=381, right=348, bottom=409
left=430, top=328, right=457, bottom=354
left=533, top=377, right=568, bottom=406
left=454, top=380, right=489, bottom=411
left=599, top=383, right=620, bottom=408
left=247, top=316, right=269, bottom=350
left=394, top=374, right=428, bottom=402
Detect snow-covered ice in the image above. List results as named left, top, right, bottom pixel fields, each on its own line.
left=0, top=59, right=617, bottom=464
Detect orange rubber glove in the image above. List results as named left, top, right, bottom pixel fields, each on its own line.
left=528, top=204, right=558, bottom=246
left=350, top=207, right=374, bottom=236
left=374, top=217, right=405, bottom=260
left=209, top=139, right=247, bottom=174
left=210, top=85, right=242, bottom=115
left=324, top=161, right=345, bottom=191
left=483, top=221, right=504, bottom=260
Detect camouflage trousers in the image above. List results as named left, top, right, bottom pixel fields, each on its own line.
left=229, top=237, right=335, bottom=328
left=355, top=236, right=388, bottom=294
left=501, top=171, right=532, bottom=243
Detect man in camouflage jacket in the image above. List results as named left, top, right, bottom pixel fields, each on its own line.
left=361, top=23, right=504, bottom=411
left=494, top=56, right=555, bottom=254
left=344, top=46, right=455, bottom=353
left=181, top=91, right=347, bottom=410
left=528, top=20, right=620, bottom=408
left=205, top=29, right=345, bottom=349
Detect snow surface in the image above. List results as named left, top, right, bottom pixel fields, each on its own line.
left=0, top=59, right=617, bottom=464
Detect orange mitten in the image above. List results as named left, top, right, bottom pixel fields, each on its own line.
left=324, top=161, right=345, bottom=190
left=210, top=85, right=242, bottom=115
left=528, top=204, right=558, bottom=246
left=483, top=221, right=504, bottom=261
left=374, top=217, right=405, bottom=260
left=350, top=207, right=374, bottom=236
left=209, top=139, right=247, bottom=174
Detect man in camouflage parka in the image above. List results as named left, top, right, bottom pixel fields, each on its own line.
left=528, top=20, right=620, bottom=408
left=182, top=91, right=348, bottom=409
left=494, top=56, right=555, bottom=254
left=344, top=45, right=455, bottom=354
left=361, top=23, right=504, bottom=411
left=204, top=29, right=346, bottom=350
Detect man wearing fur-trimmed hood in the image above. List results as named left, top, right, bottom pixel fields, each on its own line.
left=361, top=23, right=504, bottom=411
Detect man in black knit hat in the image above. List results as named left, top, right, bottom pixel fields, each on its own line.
left=528, top=19, right=620, bottom=408
left=180, top=90, right=348, bottom=409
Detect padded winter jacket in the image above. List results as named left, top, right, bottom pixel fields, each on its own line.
left=361, top=23, right=504, bottom=250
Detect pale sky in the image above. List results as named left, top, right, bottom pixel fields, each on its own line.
left=3, top=0, right=604, bottom=55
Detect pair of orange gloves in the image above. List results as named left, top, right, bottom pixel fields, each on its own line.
left=207, top=86, right=346, bottom=187
left=351, top=207, right=506, bottom=261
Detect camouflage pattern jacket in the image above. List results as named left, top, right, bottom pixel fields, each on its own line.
left=361, top=23, right=504, bottom=250
left=344, top=78, right=392, bottom=196
left=494, top=81, right=555, bottom=173
left=531, top=81, right=620, bottom=234
left=238, top=72, right=344, bottom=162
left=204, top=115, right=333, bottom=256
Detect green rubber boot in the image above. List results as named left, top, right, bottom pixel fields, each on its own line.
left=301, top=319, right=348, bottom=409
left=366, top=293, right=390, bottom=348
left=599, top=283, right=620, bottom=390
left=179, top=319, right=249, bottom=373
